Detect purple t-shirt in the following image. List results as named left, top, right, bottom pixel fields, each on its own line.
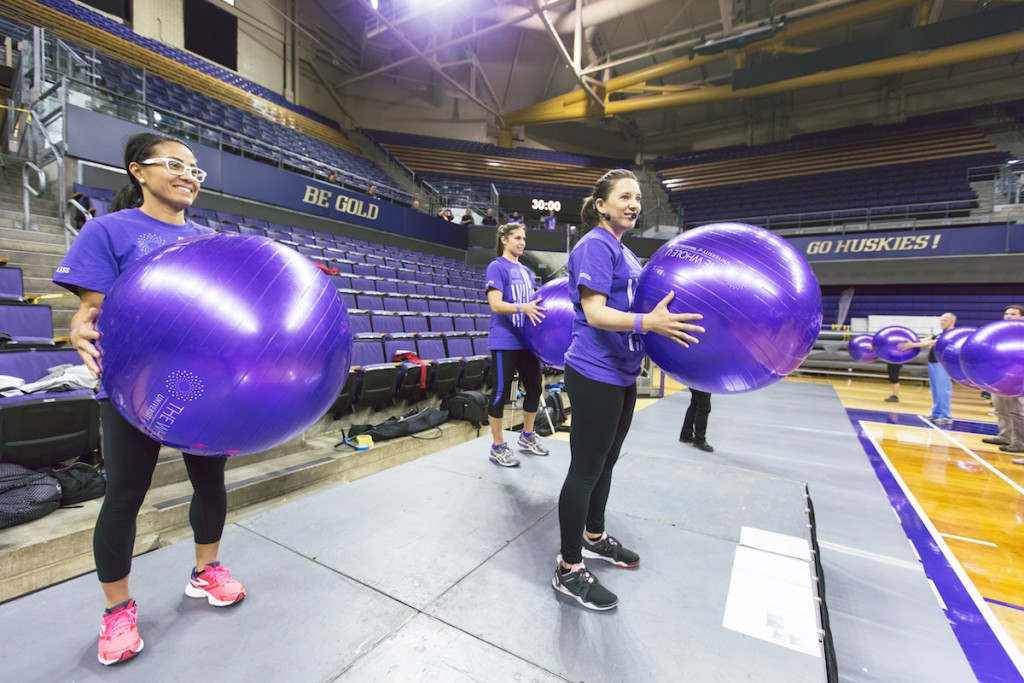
left=485, top=257, right=535, bottom=351
left=563, top=227, right=644, bottom=386
left=53, top=208, right=211, bottom=399
left=54, top=208, right=211, bottom=296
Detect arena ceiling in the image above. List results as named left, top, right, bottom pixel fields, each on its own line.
left=300, top=0, right=1024, bottom=156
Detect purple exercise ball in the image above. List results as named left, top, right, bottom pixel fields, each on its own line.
left=872, top=326, right=920, bottom=364
left=959, top=320, right=1024, bottom=397
left=935, top=326, right=979, bottom=389
left=847, top=334, right=876, bottom=363
left=99, top=233, right=352, bottom=456
left=522, top=276, right=573, bottom=369
left=632, top=222, right=822, bottom=394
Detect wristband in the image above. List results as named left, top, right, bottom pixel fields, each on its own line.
left=516, top=303, right=521, bottom=314
left=634, top=314, right=644, bottom=335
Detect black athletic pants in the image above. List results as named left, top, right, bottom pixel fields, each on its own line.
left=94, top=400, right=228, bottom=582
left=558, top=364, right=636, bottom=564
left=488, top=349, right=542, bottom=420
left=680, top=389, right=712, bottom=443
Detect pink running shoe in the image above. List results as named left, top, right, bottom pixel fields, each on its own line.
left=185, top=562, right=246, bottom=606
left=97, top=599, right=144, bottom=665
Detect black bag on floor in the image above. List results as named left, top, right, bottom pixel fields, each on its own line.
left=348, top=407, right=449, bottom=442
left=0, top=463, right=62, bottom=529
left=536, top=391, right=569, bottom=437
left=442, top=391, right=489, bottom=433
left=47, top=461, right=106, bottom=506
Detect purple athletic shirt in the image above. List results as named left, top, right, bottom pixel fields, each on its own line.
left=54, top=208, right=211, bottom=296
left=563, top=227, right=644, bottom=386
left=485, top=256, right=535, bottom=351
left=53, top=208, right=212, bottom=398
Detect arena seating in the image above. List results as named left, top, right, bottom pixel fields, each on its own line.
left=0, top=268, right=24, bottom=301
left=654, top=113, right=1013, bottom=227
left=820, top=284, right=1024, bottom=329
left=0, top=302, right=56, bottom=349
left=362, top=129, right=627, bottom=203
left=0, top=343, right=99, bottom=469
left=0, top=2, right=410, bottom=199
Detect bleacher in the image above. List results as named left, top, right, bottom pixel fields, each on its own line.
left=0, top=0, right=409, bottom=200
left=362, top=129, right=628, bottom=203
left=654, top=113, right=1013, bottom=228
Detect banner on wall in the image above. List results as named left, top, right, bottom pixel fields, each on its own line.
left=787, top=224, right=1023, bottom=262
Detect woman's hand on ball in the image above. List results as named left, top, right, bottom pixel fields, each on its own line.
left=522, top=298, right=547, bottom=326
left=71, top=307, right=103, bottom=377
left=646, top=292, right=704, bottom=347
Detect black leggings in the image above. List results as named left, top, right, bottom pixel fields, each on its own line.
left=488, top=349, right=542, bottom=419
left=94, top=400, right=228, bottom=583
left=558, top=364, right=636, bottom=564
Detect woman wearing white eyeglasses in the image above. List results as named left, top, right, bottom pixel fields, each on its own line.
left=54, top=133, right=245, bottom=667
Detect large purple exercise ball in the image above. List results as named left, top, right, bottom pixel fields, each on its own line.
left=522, top=276, right=573, bottom=369
left=872, top=326, right=919, bottom=364
left=99, top=233, right=352, bottom=456
left=632, top=222, right=822, bottom=394
left=959, top=320, right=1024, bottom=397
left=847, top=334, right=876, bottom=363
left=935, top=327, right=979, bottom=389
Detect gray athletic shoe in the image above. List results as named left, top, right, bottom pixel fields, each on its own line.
left=489, top=442, right=520, bottom=467
left=518, top=432, right=550, bottom=456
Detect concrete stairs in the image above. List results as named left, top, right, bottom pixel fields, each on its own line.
left=345, top=129, right=423, bottom=201
left=0, top=158, right=78, bottom=334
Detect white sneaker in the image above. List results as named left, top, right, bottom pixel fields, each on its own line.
left=489, top=443, right=520, bottom=467
left=518, top=432, right=550, bottom=456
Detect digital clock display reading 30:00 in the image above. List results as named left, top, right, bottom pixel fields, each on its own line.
left=530, top=199, right=562, bottom=212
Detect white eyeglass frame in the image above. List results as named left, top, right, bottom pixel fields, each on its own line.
left=139, top=157, right=208, bottom=183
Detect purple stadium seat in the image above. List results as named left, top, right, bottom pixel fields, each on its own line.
left=371, top=313, right=404, bottom=334
left=402, top=315, right=429, bottom=333
left=0, top=304, right=55, bottom=348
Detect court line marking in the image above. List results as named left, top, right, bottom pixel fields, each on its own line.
left=818, top=540, right=923, bottom=572
left=987, top=597, right=1024, bottom=613
left=862, top=424, right=1024, bottom=674
left=916, top=416, right=1024, bottom=497
left=940, top=533, right=998, bottom=548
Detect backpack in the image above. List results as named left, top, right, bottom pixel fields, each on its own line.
left=0, top=463, right=62, bottom=529
left=442, top=390, right=489, bottom=433
left=46, top=461, right=106, bottom=506
left=535, top=390, right=569, bottom=437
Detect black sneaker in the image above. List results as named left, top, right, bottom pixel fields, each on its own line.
left=693, top=441, right=714, bottom=453
left=884, top=395, right=899, bottom=403
left=551, top=556, right=618, bottom=611
left=982, top=437, right=1009, bottom=445
left=679, top=433, right=693, bottom=443
left=581, top=534, right=640, bottom=568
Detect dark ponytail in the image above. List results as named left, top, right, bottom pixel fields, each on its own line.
left=580, top=168, right=637, bottom=230
left=110, top=133, right=193, bottom=212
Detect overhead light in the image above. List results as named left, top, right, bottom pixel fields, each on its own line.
left=370, top=0, right=378, bottom=9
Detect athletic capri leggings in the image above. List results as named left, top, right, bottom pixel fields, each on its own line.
left=94, top=400, right=228, bottom=582
left=558, top=364, right=636, bottom=565
left=886, top=362, right=901, bottom=384
left=488, top=349, right=542, bottom=419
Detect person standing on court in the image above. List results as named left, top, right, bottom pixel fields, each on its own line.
left=54, top=133, right=246, bottom=666
left=553, top=169, right=704, bottom=610
left=484, top=223, right=549, bottom=467
left=679, top=388, right=713, bottom=452
left=981, top=305, right=1024, bottom=457
left=884, top=362, right=902, bottom=403
left=899, top=312, right=956, bottom=425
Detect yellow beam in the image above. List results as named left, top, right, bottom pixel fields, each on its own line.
left=604, top=31, right=1024, bottom=116
left=504, top=0, right=922, bottom=126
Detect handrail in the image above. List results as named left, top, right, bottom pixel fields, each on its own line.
left=19, top=161, right=44, bottom=231
left=26, top=102, right=66, bottom=221
left=65, top=197, right=89, bottom=250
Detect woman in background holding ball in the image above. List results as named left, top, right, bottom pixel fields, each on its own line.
left=552, top=169, right=704, bottom=610
left=485, top=223, right=548, bottom=467
left=54, top=133, right=245, bottom=667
